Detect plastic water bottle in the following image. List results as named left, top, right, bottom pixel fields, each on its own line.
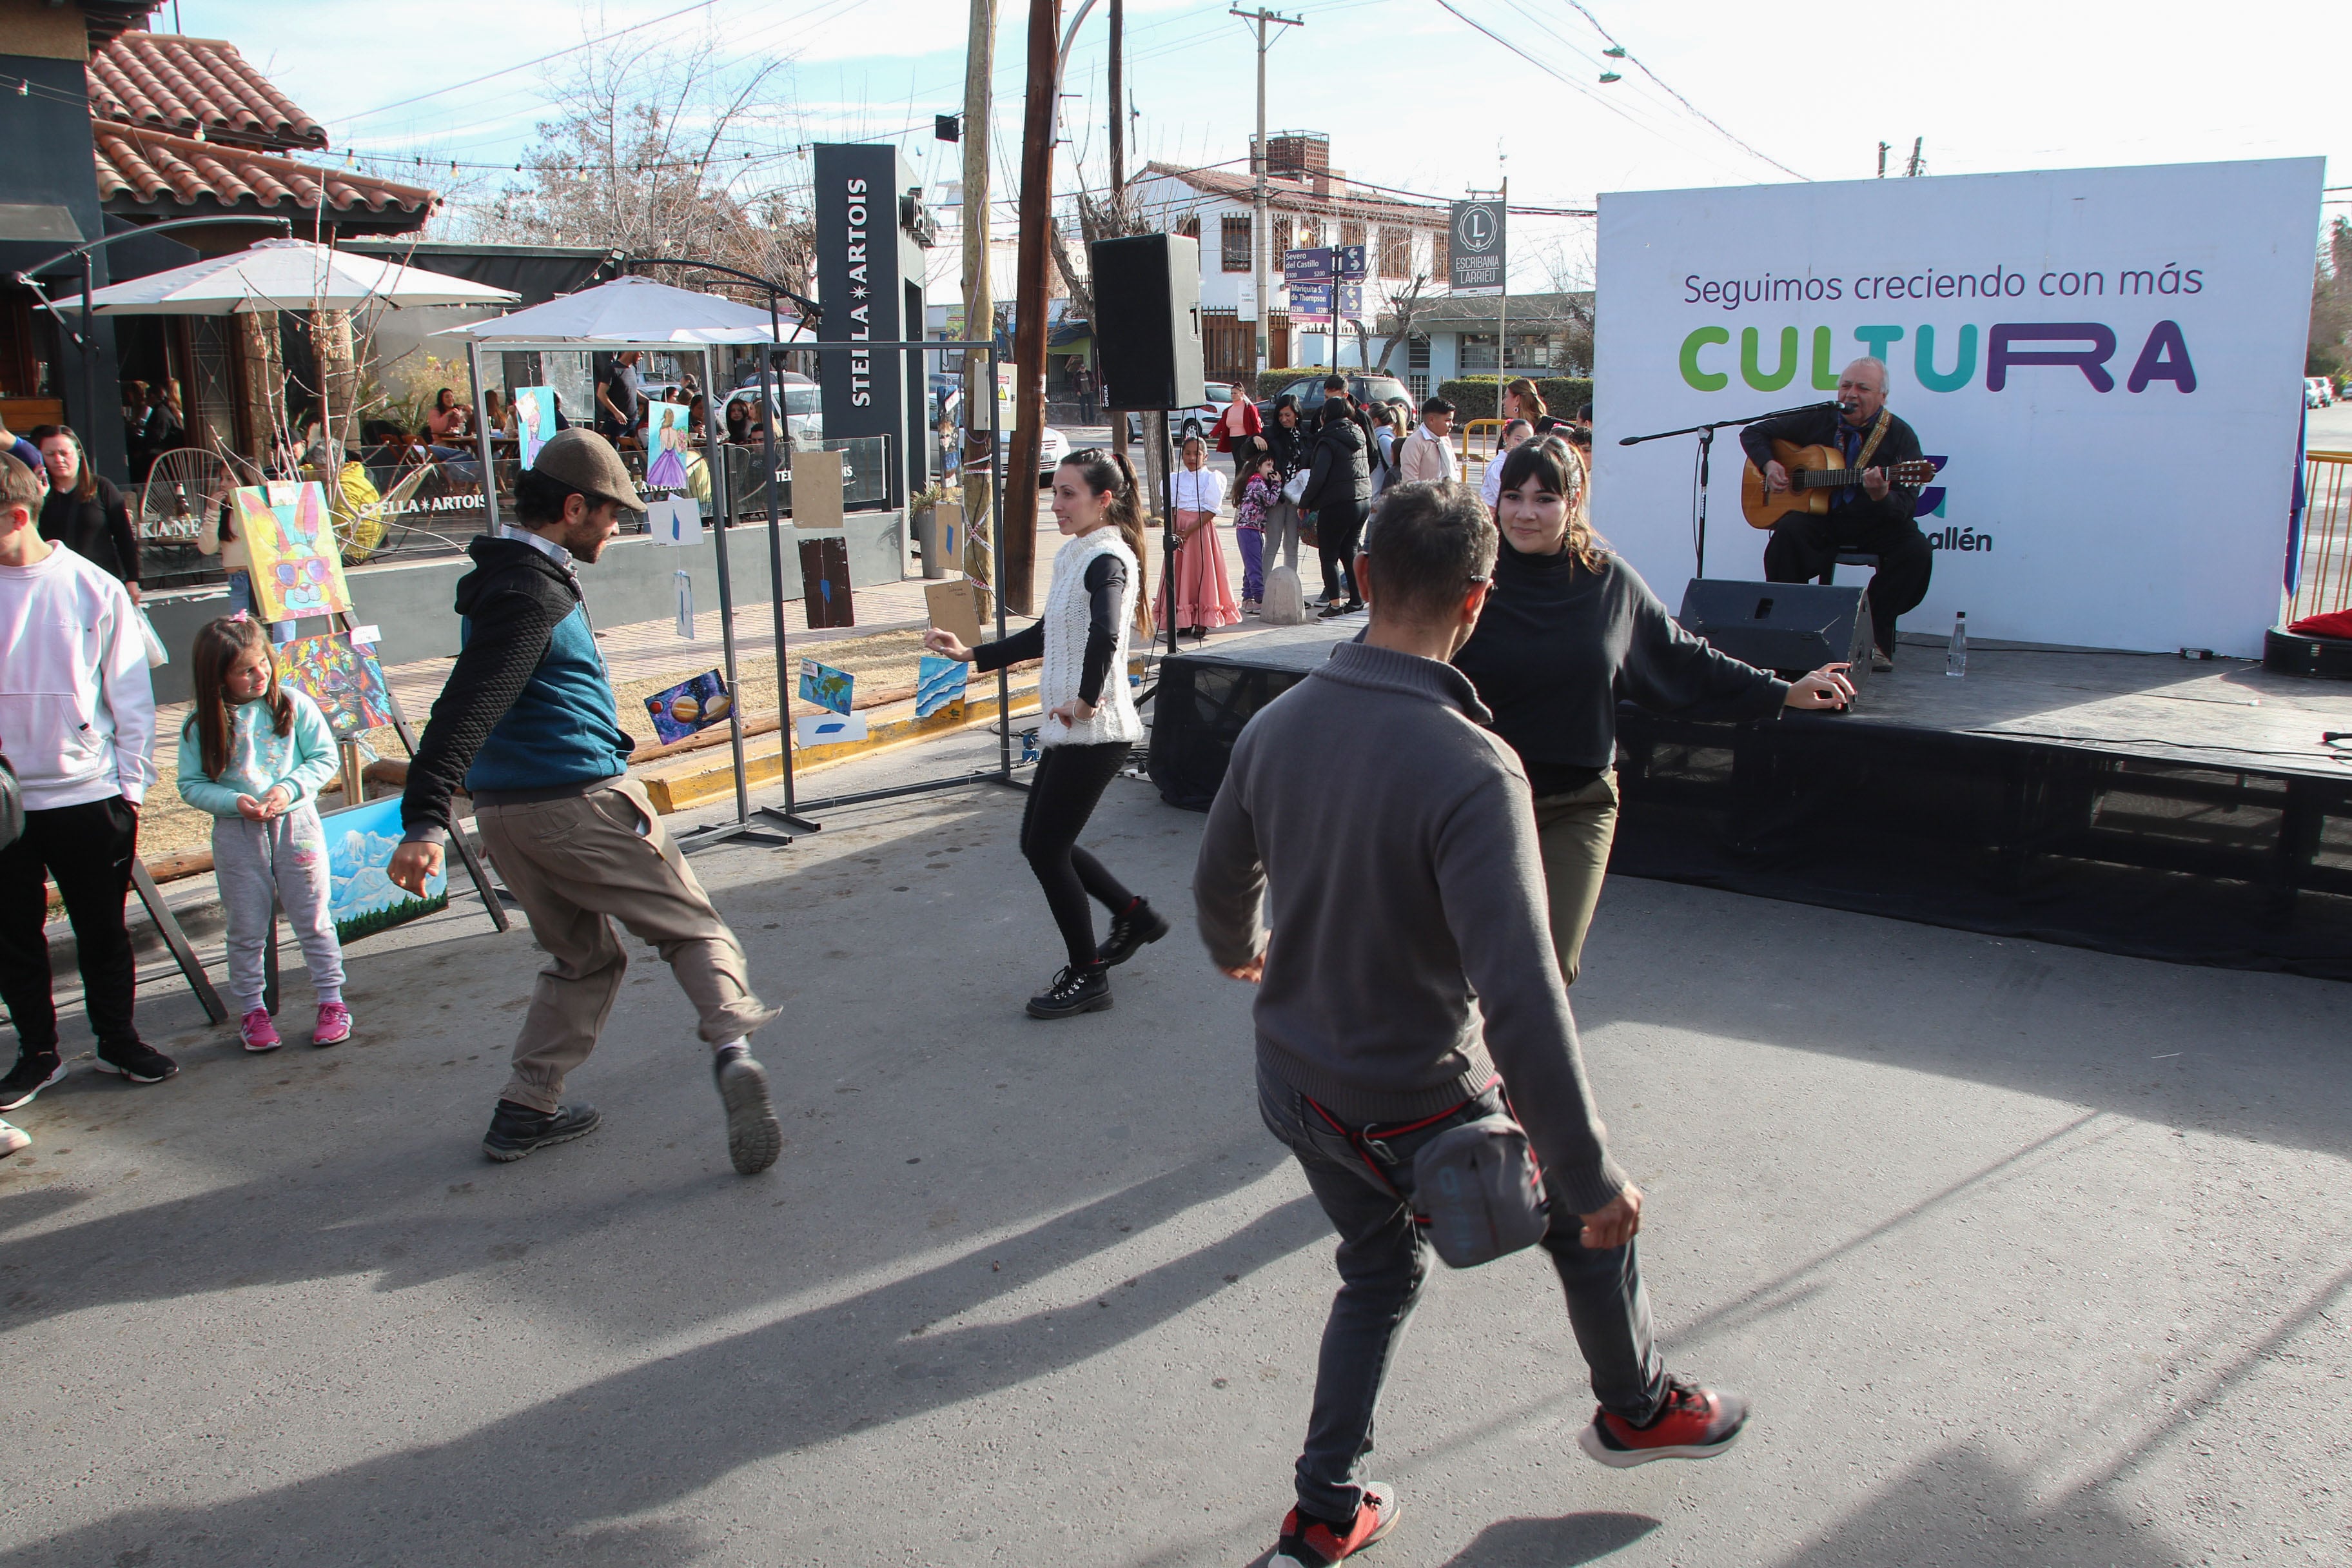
left=1945, top=612, right=1968, bottom=678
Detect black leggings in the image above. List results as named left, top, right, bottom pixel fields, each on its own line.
left=1317, top=499, right=1365, bottom=603
left=1020, top=741, right=1138, bottom=970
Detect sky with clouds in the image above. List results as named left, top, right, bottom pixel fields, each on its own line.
left=172, top=0, right=2349, bottom=288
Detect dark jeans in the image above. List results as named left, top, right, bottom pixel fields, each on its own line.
left=1019, top=741, right=1136, bottom=970
left=1258, top=1060, right=1666, bottom=1522
left=0, top=796, right=142, bottom=1055
left=1316, top=499, right=1366, bottom=603
left=1763, top=506, right=1933, bottom=656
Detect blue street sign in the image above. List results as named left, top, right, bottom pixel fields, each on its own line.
left=1337, top=283, right=1364, bottom=322
left=1289, top=280, right=1334, bottom=321
left=1336, top=244, right=1367, bottom=282
left=1282, top=246, right=1334, bottom=284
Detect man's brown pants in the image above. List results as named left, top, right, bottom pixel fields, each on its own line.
left=475, top=779, right=776, bottom=1113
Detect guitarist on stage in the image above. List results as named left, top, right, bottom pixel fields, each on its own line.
left=1742, top=357, right=1932, bottom=671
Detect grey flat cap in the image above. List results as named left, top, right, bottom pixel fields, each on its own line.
left=531, top=427, right=646, bottom=515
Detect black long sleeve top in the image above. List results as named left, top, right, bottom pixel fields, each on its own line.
left=1737, top=406, right=1924, bottom=535
left=1451, top=544, right=1789, bottom=794
left=39, top=477, right=140, bottom=586
left=973, top=551, right=1126, bottom=705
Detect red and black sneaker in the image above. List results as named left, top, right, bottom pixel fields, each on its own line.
left=1578, top=1375, right=1749, bottom=1468
left=1271, top=1482, right=1400, bottom=1567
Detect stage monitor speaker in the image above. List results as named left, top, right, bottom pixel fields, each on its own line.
left=1678, top=579, right=1870, bottom=679
left=1090, top=233, right=1204, bottom=412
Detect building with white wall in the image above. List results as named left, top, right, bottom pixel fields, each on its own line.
left=1126, top=132, right=1449, bottom=383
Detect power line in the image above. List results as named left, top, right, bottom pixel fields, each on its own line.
left=1556, top=0, right=1808, bottom=180
left=335, top=0, right=735, bottom=126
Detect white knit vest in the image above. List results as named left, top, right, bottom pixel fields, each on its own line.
left=1039, top=527, right=1142, bottom=748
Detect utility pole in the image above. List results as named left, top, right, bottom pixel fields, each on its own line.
left=1877, top=141, right=1889, bottom=178
left=1231, top=6, right=1302, bottom=380
left=1905, top=137, right=1925, bottom=177
left=1005, top=0, right=1062, bottom=614
left=1107, top=0, right=1124, bottom=201
left=960, top=0, right=998, bottom=593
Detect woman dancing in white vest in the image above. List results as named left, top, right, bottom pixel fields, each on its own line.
left=923, top=448, right=1169, bottom=1018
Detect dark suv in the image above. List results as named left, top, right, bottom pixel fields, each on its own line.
left=1257, top=372, right=1412, bottom=424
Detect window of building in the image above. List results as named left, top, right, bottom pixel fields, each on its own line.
left=1271, top=215, right=1293, bottom=257
left=1458, top=333, right=1497, bottom=372
left=1340, top=221, right=1366, bottom=251
left=1431, top=226, right=1449, bottom=279
left=1407, top=334, right=1431, bottom=372
left=1295, top=217, right=1322, bottom=249
left=1407, top=373, right=1429, bottom=400
left=1177, top=214, right=1200, bottom=240
left=1378, top=226, right=1410, bottom=279
left=1220, top=214, right=1251, bottom=273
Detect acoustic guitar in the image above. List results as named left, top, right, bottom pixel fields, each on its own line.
left=1741, top=440, right=1939, bottom=530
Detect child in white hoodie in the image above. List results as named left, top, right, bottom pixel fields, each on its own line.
left=175, top=614, right=351, bottom=1051
left=0, top=453, right=167, bottom=1130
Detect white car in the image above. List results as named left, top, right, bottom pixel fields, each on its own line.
left=1128, top=380, right=1240, bottom=447
left=955, top=422, right=1070, bottom=488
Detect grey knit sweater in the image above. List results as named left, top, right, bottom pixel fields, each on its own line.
left=1193, top=640, right=1628, bottom=1214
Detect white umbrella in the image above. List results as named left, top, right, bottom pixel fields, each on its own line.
left=75, top=237, right=520, bottom=315
left=436, top=273, right=809, bottom=345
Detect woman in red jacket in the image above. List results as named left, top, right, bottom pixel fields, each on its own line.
left=1213, top=381, right=1262, bottom=482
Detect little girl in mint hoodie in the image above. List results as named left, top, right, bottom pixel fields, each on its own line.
left=175, top=614, right=351, bottom=1050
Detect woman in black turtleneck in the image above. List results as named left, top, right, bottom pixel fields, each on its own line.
left=1449, top=436, right=1854, bottom=986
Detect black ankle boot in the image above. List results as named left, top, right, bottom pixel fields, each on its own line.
left=1097, top=897, right=1171, bottom=967
left=1026, top=963, right=1113, bottom=1019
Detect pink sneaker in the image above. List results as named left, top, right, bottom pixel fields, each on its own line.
left=240, top=1007, right=283, bottom=1052
left=313, top=1001, right=353, bottom=1048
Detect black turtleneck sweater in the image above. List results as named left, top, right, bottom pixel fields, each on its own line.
left=1451, top=544, right=1790, bottom=795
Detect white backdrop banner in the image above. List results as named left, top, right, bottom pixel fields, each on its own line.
left=1592, top=158, right=2321, bottom=656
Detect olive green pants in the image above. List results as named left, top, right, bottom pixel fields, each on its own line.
left=1533, top=772, right=1620, bottom=988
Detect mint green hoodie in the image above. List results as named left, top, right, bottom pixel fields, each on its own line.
left=176, top=687, right=339, bottom=817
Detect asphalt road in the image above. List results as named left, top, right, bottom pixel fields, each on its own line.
left=3, top=729, right=2347, bottom=1567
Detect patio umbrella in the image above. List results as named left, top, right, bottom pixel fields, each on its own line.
left=436, top=274, right=808, bottom=345
left=74, top=237, right=521, bottom=315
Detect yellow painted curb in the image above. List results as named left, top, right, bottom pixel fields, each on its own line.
left=639, top=680, right=1043, bottom=815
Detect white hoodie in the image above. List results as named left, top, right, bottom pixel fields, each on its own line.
left=0, top=543, right=156, bottom=810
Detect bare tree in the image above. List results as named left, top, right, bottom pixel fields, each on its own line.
left=467, top=28, right=812, bottom=298
left=2311, top=217, right=2352, bottom=379
left=1364, top=273, right=1432, bottom=373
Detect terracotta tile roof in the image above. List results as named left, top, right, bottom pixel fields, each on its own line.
left=1141, top=161, right=1447, bottom=225
left=95, top=125, right=436, bottom=230
left=88, top=33, right=328, bottom=153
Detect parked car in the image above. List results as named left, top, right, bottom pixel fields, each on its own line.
left=1257, top=371, right=1413, bottom=425
left=2307, top=377, right=2335, bottom=409
left=723, top=372, right=824, bottom=443
left=1126, top=380, right=1239, bottom=446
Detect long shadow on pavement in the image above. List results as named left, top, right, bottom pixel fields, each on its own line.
left=3, top=1152, right=1327, bottom=1566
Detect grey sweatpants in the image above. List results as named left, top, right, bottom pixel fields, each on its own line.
left=212, top=803, right=346, bottom=1014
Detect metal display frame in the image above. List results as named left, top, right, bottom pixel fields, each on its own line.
left=457, top=331, right=1018, bottom=852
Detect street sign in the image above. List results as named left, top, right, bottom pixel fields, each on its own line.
left=1237, top=274, right=1258, bottom=324
left=1337, top=284, right=1365, bottom=323
left=1449, top=199, right=1505, bottom=295
left=1289, top=280, right=1334, bottom=322
left=1335, top=244, right=1367, bottom=282
left=1283, top=246, right=1334, bottom=284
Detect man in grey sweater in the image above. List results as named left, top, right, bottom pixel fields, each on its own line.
left=1195, top=483, right=1746, bottom=1568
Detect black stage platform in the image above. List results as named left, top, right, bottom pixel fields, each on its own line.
left=1149, top=621, right=2352, bottom=979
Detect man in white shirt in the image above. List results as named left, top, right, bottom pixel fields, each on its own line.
left=1398, top=397, right=1459, bottom=485
left=0, top=453, right=172, bottom=1123
left=1479, top=420, right=1534, bottom=507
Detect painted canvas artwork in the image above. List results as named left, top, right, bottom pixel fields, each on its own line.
left=513, top=384, right=557, bottom=467
left=915, top=654, right=969, bottom=719
left=643, top=669, right=732, bottom=745
left=235, top=481, right=353, bottom=622
left=643, top=400, right=692, bottom=491
left=326, top=796, right=446, bottom=943
left=275, top=632, right=394, bottom=738
left=798, top=658, right=853, bottom=716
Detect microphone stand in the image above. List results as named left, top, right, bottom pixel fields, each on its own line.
left=1620, top=400, right=1842, bottom=578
